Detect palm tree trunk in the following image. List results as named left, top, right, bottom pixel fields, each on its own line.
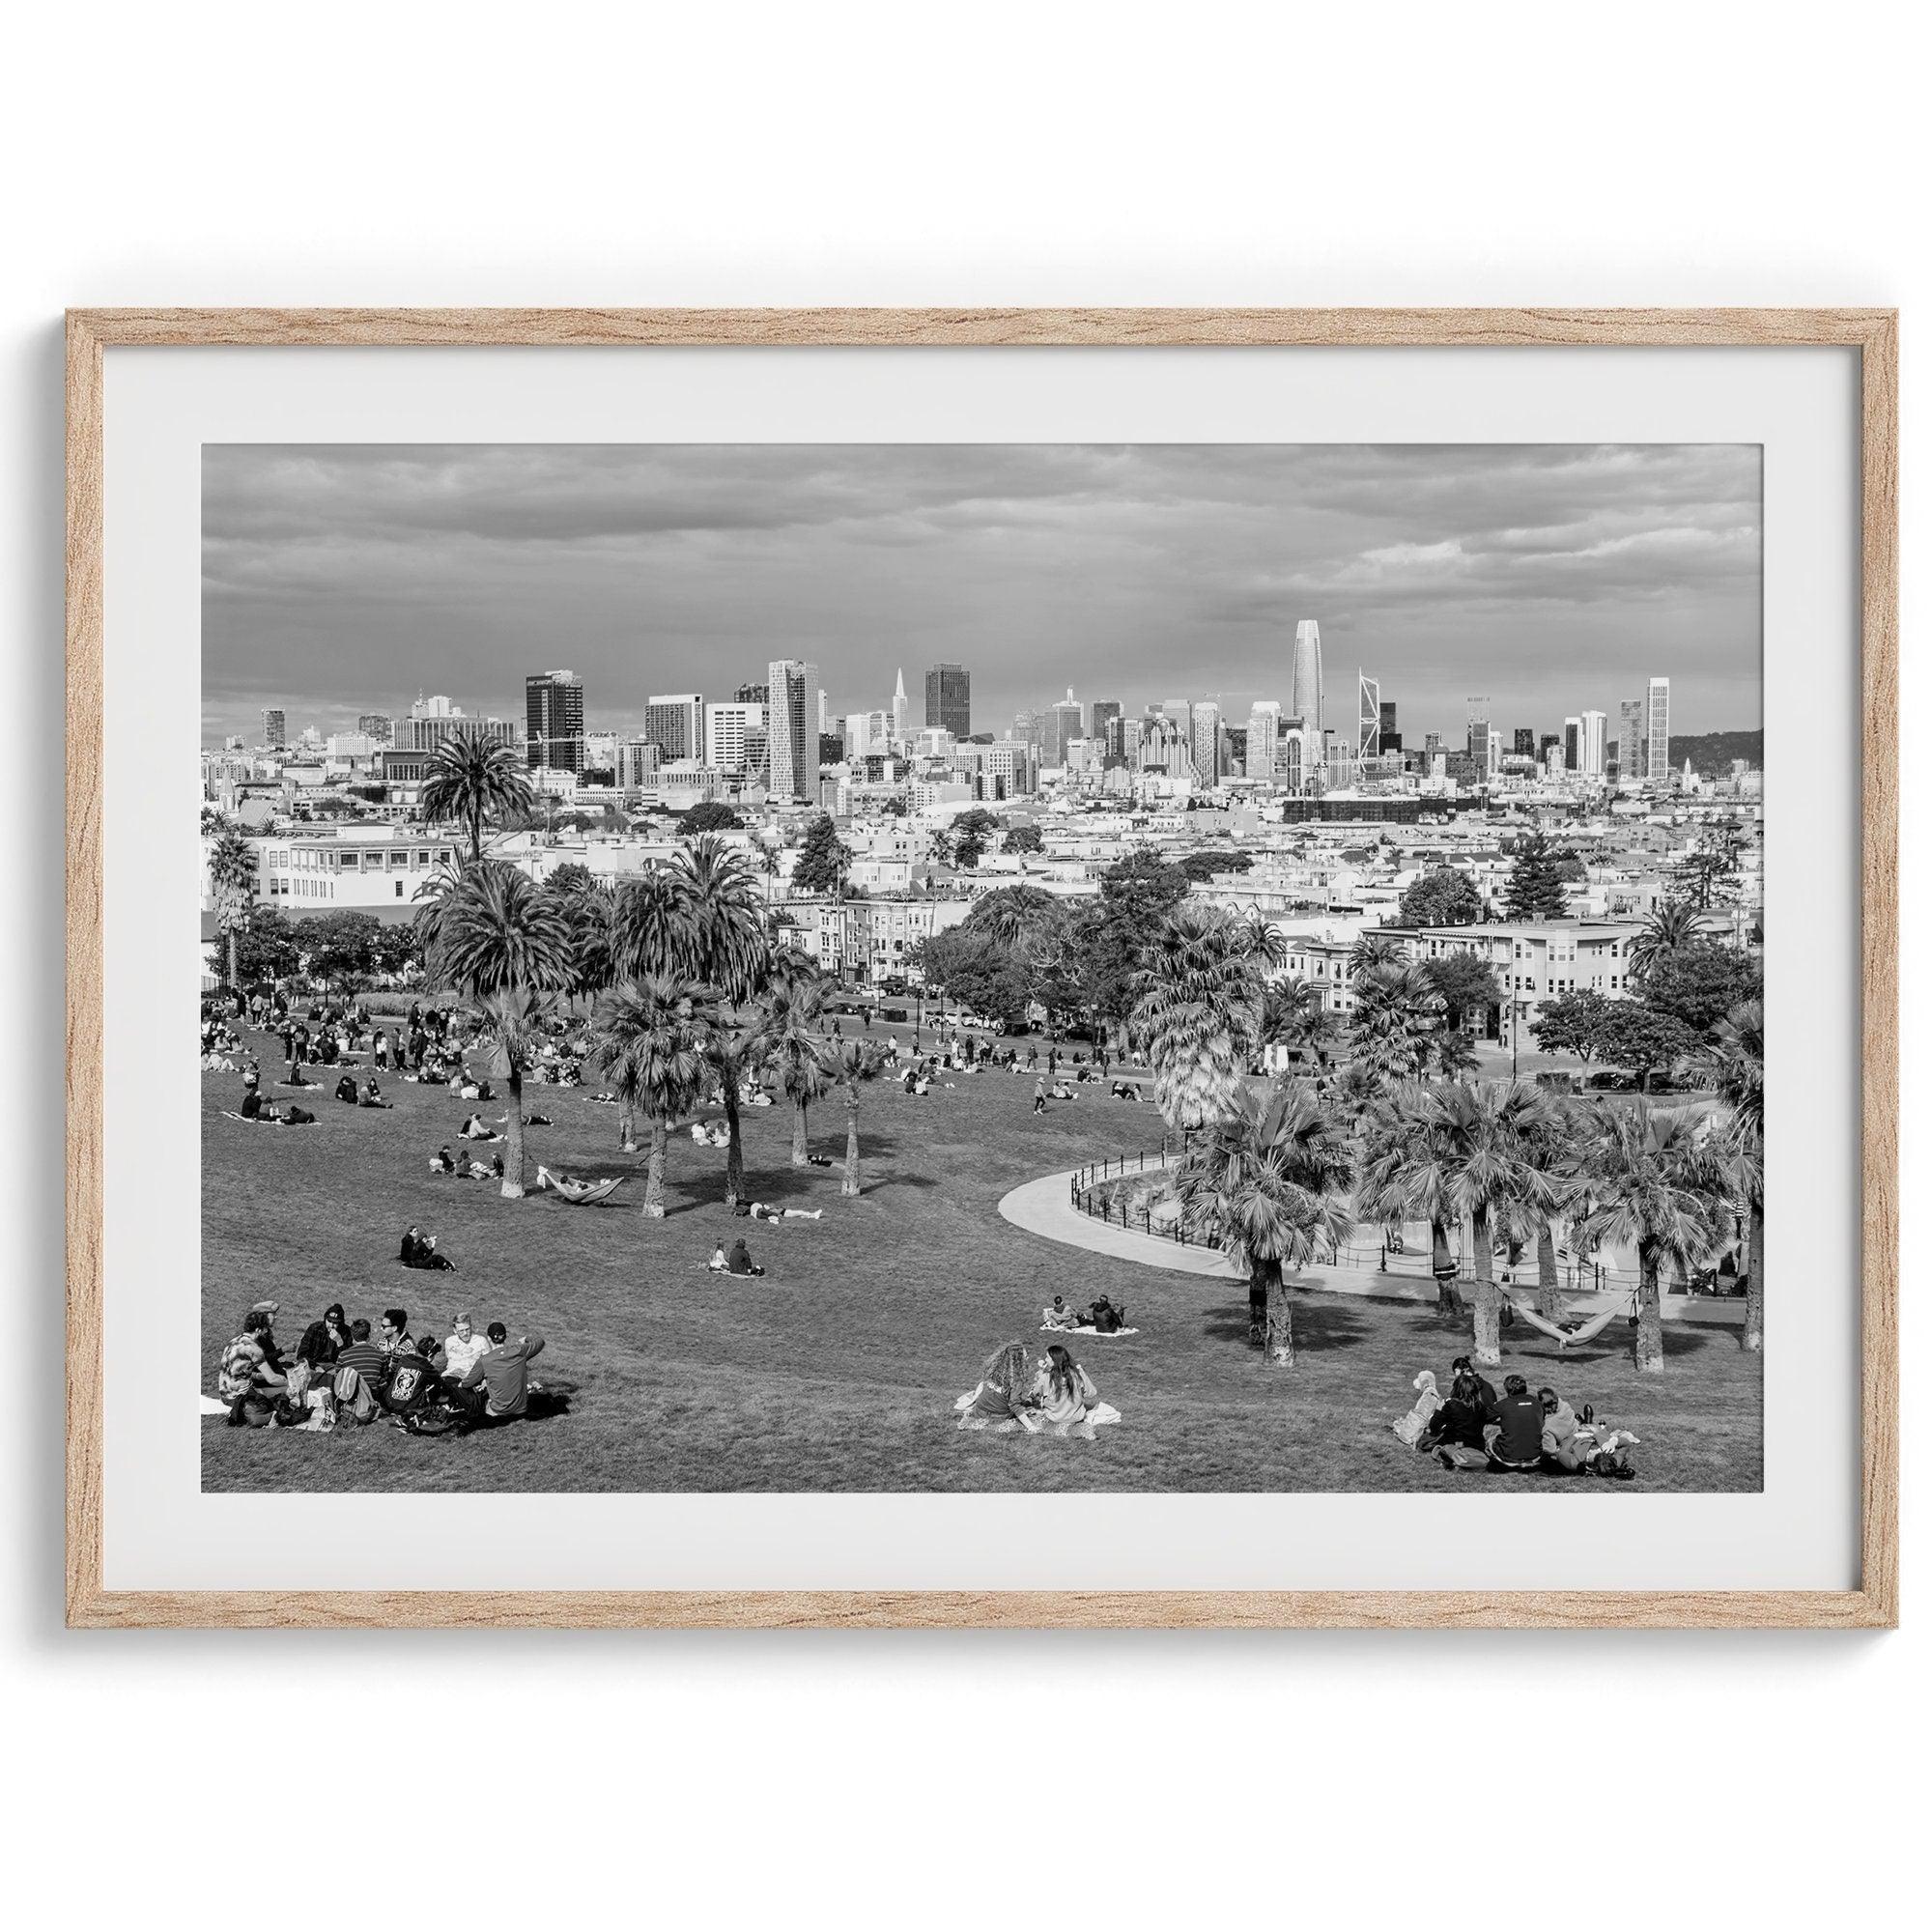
left=642, top=1118, right=668, bottom=1218
left=1634, top=1245, right=1664, bottom=1372
left=1260, top=1258, right=1293, bottom=1366
left=227, top=928, right=240, bottom=988
left=1742, top=1202, right=1763, bottom=1353
left=791, top=1100, right=810, bottom=1167
left=723, top=1081, right=745, bottom=1208
left=617, top=1096, right=638, bottom=1154
left=1431, top=1218, right=1460, bottom=1317
left=1536, top=1222, right=1560, bottom=1321
left=1471, top=1205, right=1501, bottom=1367
left=499, top=1064, right=526, bottom=1198
left=842, top=1089, right=862, bottom=1197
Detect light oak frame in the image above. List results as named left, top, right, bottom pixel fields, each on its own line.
left=65, top=308, right=1899, bottom=1630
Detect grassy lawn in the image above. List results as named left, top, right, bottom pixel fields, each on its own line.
left=202, top=1021, right=1761, bottom=1493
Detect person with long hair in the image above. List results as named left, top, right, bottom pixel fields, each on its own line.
left=1030, top=1344, right=1121, bottom=1439
left=954, top=1341, right=1038, bottom=1433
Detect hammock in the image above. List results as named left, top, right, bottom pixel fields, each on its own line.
left=534, top=1166, right=625, bottom=1205
left=1500, top=1288, right=1626, bottom=1350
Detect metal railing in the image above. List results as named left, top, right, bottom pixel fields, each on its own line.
left=1068, top=1142, right=1214, bottom=1246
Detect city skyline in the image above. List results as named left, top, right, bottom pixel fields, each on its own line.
left=203, top=442, right=1762, bottom=748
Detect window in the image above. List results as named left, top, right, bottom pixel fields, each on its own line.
left=395, top=881, right=405, bottom=897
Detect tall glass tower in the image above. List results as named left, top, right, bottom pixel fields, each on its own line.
left=1291, top=620, right=1323, bottom=735
left=1646, top=676, right=1670, bottom=781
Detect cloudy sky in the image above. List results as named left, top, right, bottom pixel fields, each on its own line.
left=202, top=442, right=1760, bottom=747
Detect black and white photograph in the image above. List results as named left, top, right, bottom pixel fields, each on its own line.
left=198, top=440, right=1766, bottom=1494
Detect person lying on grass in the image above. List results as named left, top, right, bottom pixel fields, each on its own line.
left=748, top=1201, right=823, bottom=1221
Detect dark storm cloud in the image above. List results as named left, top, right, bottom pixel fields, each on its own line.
left=202, top=443, right=1760, bottom=745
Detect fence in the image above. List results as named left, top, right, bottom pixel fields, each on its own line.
left=1068, top=1142, right=1216, bottom=1246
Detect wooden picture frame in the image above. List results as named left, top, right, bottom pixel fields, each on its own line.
left=65, top=307, right=1899, bottom=1630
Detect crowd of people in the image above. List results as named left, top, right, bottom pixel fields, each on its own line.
left=214, top=1295, right=551, bottom=1435
left=1392, top=1354, right=1640, bottom=1478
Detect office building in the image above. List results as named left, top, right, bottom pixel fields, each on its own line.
left=735, top=682, right=769, bottom=705
left=1245, top=700, right=1283, bottom=781
left=924, top=662, right=971, bottom=739
left=705, top=700, right=766, bottom=774
left=1465, top=698, right=1491, bottom=771
left=1514, top=727, right=1536, bottom=757
left=1488, top=728, right=1503, bottom=777
left=1042, top=691, right=1085, bottom=765
left=263, top=708, right=287, bottom=750
left=1379, top=699, right=1401, bottom=753
left=1619, top=698, right=1645, bottom=781
left=357, top=713, right=393, bottom=747
left=643, top=693, right=705, bottom=765
left=1646, top=676, right=1670, bottom=780
left=1563, top=716, right=1582, bottom=771
left=1580, top=708, right=1607, bottom=777
left=525, top=669, right=585, bottom=773
left=1357, top=672, right=1381, bottom=757
left=1291, top=620, right=1323, bottom=736
left=766, top=659, right=822, bottom=801
left=616, top=739, right=662, bottom=791
left=892, top=668, right=910, bottom=747
left=1190, top=699, right=1223, bottom=783
left=1089, top=699, right=1122, bottom=753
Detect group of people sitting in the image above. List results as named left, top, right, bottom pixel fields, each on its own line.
left=1392, top=1355, right=1640, bottom=1478
left=232, top=1066, right=315, bottom=1126
left=954, top=1339, right=1122, bottom=1440
left=1041, top=1293, right=1130, bottom=1335
left=214, top=1298, right=549, bottom=1435
left=333, top=1071, right=393, bottom=1109
left=707, top=1237, right=764, bottom=1277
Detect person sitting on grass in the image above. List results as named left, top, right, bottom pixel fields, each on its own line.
left=1538, top=1386, right=1586, bottom=1471
left=954, top=1341, right=1039, bottom=1434
left=296, top=1301, right=352, bottom=1370
left=334, top=1072, right=360, bottom=1105
left=331, top=1319, right=389, bottom=1424
left=1418, top=1370, right=1497, bottom=1470
left=458, top=1112, right=500, bottom=1142
left=1085, top=1295, right=1127, bottom=1334
left=378, top=1335, right=445, bottom=1430
left=749, top=1201, right=823, bottom=1221
left=1484, top=1375, right=1546, bottom=1473
left=1030, top=1343, right=1120, bottom=1439
left=723, top=1237, right=763, bottom=1277
left=359, top=1076, right=392, bottom=1109
left=377, top=1306, right=413, bottom=1355
left=1448, top=1354, right=1498, bottom=1414
left=217, top=1310, right=286, bottom=1426
left=1042, top=1294, right=1080, bottom=1330
left=441, top=1311, right=489, bottom=1384
left=453, top=1322, right=546, bottom=1427
left=399, top=1225, right=456, bottom=1271
left=429, top=1146, right=458, bottom=1176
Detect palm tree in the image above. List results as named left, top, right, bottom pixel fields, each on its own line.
left=1431, top=1026, right=1479, bottom=1081
left=1350, top=932, right=1401, bottom=972
left=1574, top=1099, right=1729, bottom=1372
left=429, top=862, right=574, bottom=1197
left=208, top=828, right=257, bottom=988
left=1629, top=900, right=1708, bottom=981
left=833, top=1039, right=888, bottom=1197
left=758, top=975, right=841, bottom=1167
left=707, top=1013, right=765, bottom=1208
left=1518, top=1093, right=1585, bottom=1321
left=590, top=978, right=712, bottom=1217
left=1709, top=997, right=1765, bottom=1351
left=1348, top=959, right=1445, bottom=1082
left=610, top=866, right=689, bottom=983
left=1238, top=908, right=1288, bottom=969
left=1432, top=1080, right=1564, bottom=1366
left=420, top=729, right=537, bottom=864
left=1259, top=978, right=1332, bottom=1068
left=1356, top=1081, right=1464, bottom=1317
left=671, top=836, right=769, bottom=1000
left=1129, top=906, right=1264, bottom=1135
left=1172, top=1080, right=1353, bottom=1365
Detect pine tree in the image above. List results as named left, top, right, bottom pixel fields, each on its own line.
left=789, top=813, right=852, bottom=897
left=1504, top=831, right=1570, bottom=920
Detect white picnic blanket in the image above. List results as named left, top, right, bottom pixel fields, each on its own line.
left=1039, top=1324, right=1140, bottom=1338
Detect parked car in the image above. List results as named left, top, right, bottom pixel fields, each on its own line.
left=880, top=1006, right=909, bottom=1022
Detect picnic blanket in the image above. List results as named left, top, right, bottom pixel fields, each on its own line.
left=198, top=1394, right=230, bottom=1416
left=1039, top=1324, right=1140, bottom=1338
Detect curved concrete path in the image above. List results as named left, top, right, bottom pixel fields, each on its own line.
left=997, top=1166, right=1744, bottom=1323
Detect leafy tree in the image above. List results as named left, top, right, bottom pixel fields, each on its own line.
left=1398, top=867, right=1484, bottom=928
left=208, top=829, right=258, bottom=987
left=590, top=978, right=712, bottom=1213
left=1098, top=849, right=1189, bottom=926
left=1172, top=1080, right=1353, bottom=1364
left=420, top=729, right=536, bottom=863
left=951, top=808, right=998, bottom=868
left=1176, top=849, right=1252, bottom=884
left=1590, top=1003, right=1701, bottom=1091
left=430, top=862, right=575, bottom=1197
left=1530, top=988, right=1616, bottom=1062
left=790, top=813, right=852, bottom=897
left=1638, top=940, right=1761, bottom=1038
left=234, top=904, right=301, bottom=984
left=1503, top=831, right=1571, bottom=920
left=678, top=801, right=744, bottom=836
left=1672, top=828, right=1743, bottom=911
left=913, top=929, right=1031, bottom=1027
left=369, top=921, right=420, bottom=981
left=1258, top=978, right=1333, bottom=1066
left=1000, top=823, right=1043, bottom=855
left=1708, top=998, right=1765, bottom=1352
left=301, top=910, right=383, bottom=989
left=1422, top=953, right=1502, bottom=1032
left=1575, top=1101, right=1729, bottom=1372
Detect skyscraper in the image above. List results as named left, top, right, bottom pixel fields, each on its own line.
left=1580, top=709, right=1607, bottom=777
left=924, top=663, right=971, bottom=739
left=356, top=713, right=393, bottom=747
left=1618, top=698, right=1644, bottom=781
left=1563, top=716, right=1581, bottom=771
left=1089, top=700, right=1122, bottom=754
left=766, top=660, right=821, bottom=801
left=891, top=668, right=910, bottom=747
left=1465, top=698, right=1491, bottom=771
left=1646, top=676, right=1670, bottom=781
left=1245, top=700, right=1282, bottom=781
left=525, top=670, right=585, bottom=773
left=263, top=708, right=286, bottom=750
left=1291, top=620, right=1323, bottom=736
left=1513, top=727, right=1536, bottom=757
left=1042, top=691, right=1085, bottom=765
left=705, top=699, right=765, bottom=774
left=1379, top=699, right=1401, bottom=753
left=1357, top=672, right=1381, bottom=757
left=644, top=693, right=705, bottom=764
left=1190, top=700, right=1222, bottom=783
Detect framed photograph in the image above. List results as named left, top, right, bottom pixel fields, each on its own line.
left=65, top=308, right=1896, bottom=1629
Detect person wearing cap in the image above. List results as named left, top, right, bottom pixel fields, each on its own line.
left=454, top=1322, right=547, bottom=1425
left=441, top=1311, right=489, bottom=1383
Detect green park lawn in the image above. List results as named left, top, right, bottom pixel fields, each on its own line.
left=201, top=1022, right=1762, bottom=1494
